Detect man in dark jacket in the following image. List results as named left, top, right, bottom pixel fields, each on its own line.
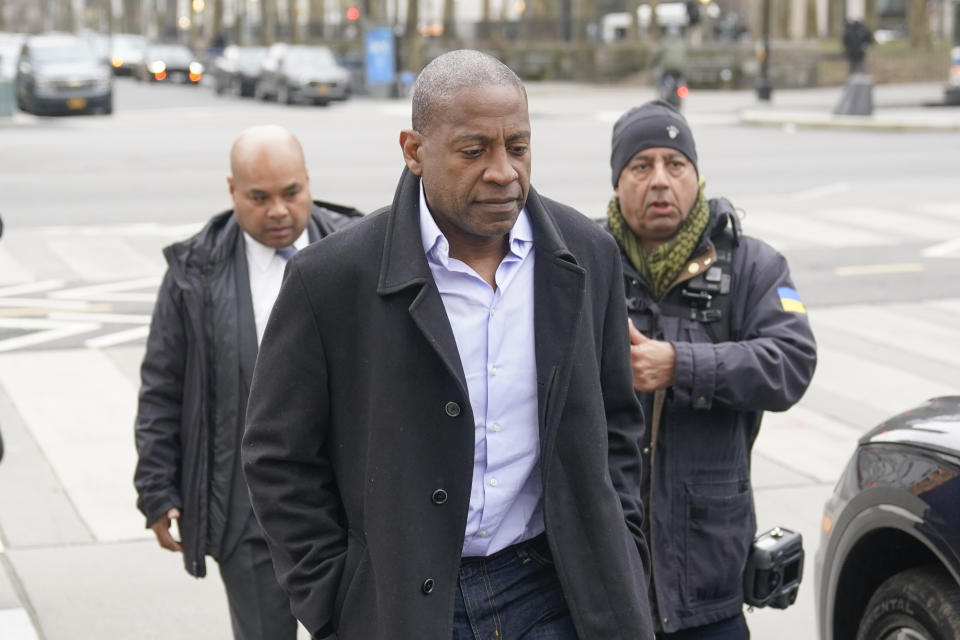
left=604, top=101, right=817, bottom=638
left=242, top=50, right=655, bottom=640
left=133, top=125, right=360, bottom=640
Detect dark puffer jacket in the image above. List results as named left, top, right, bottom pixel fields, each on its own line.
left=612, top=198, right=817, bottom=632
left=134, top=201, right=360, bottom=577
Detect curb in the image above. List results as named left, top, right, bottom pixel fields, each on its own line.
left=739, top=108, right=960, bottom=132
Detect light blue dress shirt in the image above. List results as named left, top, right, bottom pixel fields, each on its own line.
left=418, top=184, right=544, bottom=557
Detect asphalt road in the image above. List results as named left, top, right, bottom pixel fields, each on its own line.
left=0, top=77, right=958, bottom=640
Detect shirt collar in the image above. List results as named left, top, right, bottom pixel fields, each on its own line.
left=417, top=180, right=533, bottom=267
left=243, top=227, right=309, bottom=272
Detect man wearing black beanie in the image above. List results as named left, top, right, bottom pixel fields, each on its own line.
left=604, top=100, right=818, bottom=639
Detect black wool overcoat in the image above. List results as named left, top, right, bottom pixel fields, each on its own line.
left=242, top=169, right=655, bottom=640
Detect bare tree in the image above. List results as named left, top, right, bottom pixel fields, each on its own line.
left=211, top=0, right=223, bottom=41
left=907, top=0, right=931, bottom=47
left=805, top=0, right=817, bottom=37
left=573, top=0, right=597, bottom=41
left=649, top=0, right=660, bottom=40
left=442, top=0, right=455, bottom=41
left=0, top=0, right=6, bottom=32
left=56, top=0, right=76, bottom=31
left=403, top=0, right=421, bottom=72
left=627, top=0, right=640, bottom=40
left=261, top=0, right=275, bottom=44
left=288, top=0, right=300, bottom=42
left=308, top=0, right=324, bottom=40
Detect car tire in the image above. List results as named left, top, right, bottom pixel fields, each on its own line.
left=233, top=77, right=244, bottom=97
left=278, top=83, right=292, bottom=105
left=856, top=566, right=960, bottom=640
left=254, top=81, right=268, bottom=101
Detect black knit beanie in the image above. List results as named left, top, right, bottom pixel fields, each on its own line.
left=610, top=100, right=698, bottom=187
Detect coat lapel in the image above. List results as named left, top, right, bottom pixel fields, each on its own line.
left=527, top=188, right=587, bottom=436
left=233, top=231, right=259, bottom=388
left=377, top=168, right=469, bottom=399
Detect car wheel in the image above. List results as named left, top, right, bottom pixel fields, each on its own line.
left=254, top=81, right=268, bottom=101
left=856, top=566, right=960, bottom=640
left=232, top=77, right=244, bottom=97
left=102, top=94, right=113, bottom=115
left=277, top=83, right=292, bottom=104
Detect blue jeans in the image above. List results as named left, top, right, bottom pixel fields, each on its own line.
left=657, top=613, right=750, bottom=640
left=453, top=534, right=579, bottom=640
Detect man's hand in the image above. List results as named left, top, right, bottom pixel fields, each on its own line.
left=149, top=508, right=183, bottom=552
left=628, top=319, right=677, bottom=392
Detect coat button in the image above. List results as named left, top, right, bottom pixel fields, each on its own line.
left=421, top=578, right=435, bottom=594
left=431, top=489, right=448, bottom=505
left=444, top=401, right=461, bottom=417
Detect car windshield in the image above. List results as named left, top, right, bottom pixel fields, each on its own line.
left=146, top=45, right=193, bottom=63
left=285, top=47, right=336, bottom=69
left=113, top=35, right=146, bottom=55
left=32, top=43, right=98, bottom=65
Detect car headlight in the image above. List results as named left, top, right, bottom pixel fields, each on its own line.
left=147, top=61, right=166, bottom=74
left=189, top=62, right=203, bottom=74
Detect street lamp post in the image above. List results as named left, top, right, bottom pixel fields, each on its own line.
left=756, top=0, right=772, bottom=100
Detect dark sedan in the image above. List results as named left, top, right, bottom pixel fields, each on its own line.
left=136, top=43, right=203, bottom=84
left=212, top=45, right=266, bottom=97
left=255, top=44, right=351, bottom=105
left=15, top=33, right=113, bottom=115
left=815, top=396, right=960, bottom=640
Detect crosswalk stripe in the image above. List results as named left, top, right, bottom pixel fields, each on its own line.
left=0, top=609, right=40, bottom=640
left=85, top=326, right=151, bottom=349
left=0, top=349, right=150, bottom=542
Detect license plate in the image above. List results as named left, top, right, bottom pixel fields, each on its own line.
left=171, top=72, right=186, bottom=82
left=66, top=97, right=87, bottom=110
left=316, top=84, right=329, bottom=95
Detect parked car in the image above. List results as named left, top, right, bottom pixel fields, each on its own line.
left=815, top=396, right=960, bottom=640
left=15, top=33, right=113, bottom=115
left=109, top=33, right=147, bottom=76
left=255, top=44, right=351, bottom=105
left=212, top=45, right=267, bottom=97
left=946, top=46, right=960, bottom=105
left=0, top=33, right=26, bottom=80
left=136, top=43, right=203, bottom=84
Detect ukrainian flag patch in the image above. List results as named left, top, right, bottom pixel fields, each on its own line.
left=778, top=287, right=806, bottom=314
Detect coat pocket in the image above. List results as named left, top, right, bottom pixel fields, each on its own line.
left=683, top=479, right=752, bottom=606
left=332, top=529, right=368, bottom=629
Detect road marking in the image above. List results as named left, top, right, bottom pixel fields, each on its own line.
left=0, top=319, right=100, bottom=352
left=789, top=182, right=850, bottom=201
left=49, top=312, right=151, bottom=325
left=49, top=277, right=161, bottom=303
left=0, top=349, right=150, bottom=542
left=0, top=280, right=67, bottom=297
left=834, top=262, right=925, bottom=276
left=0, top=298, right=98, bottom=310
left=85, top=326, right=151, bottom=349
left=0, top=609, right=40, bottom=640
left=923, top=237, right=960, bottom=258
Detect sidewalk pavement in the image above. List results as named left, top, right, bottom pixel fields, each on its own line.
left=737, top=81, right=960, bottom=131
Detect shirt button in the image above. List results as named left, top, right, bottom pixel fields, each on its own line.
left=695, top=396, right=708, bottom=408
left=431, top=489, right=448, bottom=505
left=444, top=401, right=461, bottom=417
left=422, top=578, right=435, bottom=595
left=490, top=366, right=498, bottom=376
left=642, top=446, right=650, bottom=455
left=491, top=423, right=501, bottom=432
left=489, top=478, right=498, bottom=487
left=479, top=529, right=489, bottom=538
left=489, top=308, right=496, bottom=316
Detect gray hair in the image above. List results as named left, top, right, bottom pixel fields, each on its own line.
left=411, top=50, right=527, bottom=134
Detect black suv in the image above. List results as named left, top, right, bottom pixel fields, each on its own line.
left=815, top=396, right=960, bottom=640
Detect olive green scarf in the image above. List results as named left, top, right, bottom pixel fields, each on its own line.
left=607, top=180, right=710, bottom=300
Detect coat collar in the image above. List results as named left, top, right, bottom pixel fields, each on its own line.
left=376, top=168, right=586, bottom=438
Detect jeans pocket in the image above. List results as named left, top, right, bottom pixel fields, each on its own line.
left=683, top=480, right=752, bottom=606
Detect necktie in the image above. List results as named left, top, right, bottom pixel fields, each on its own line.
left=276, top=246, right=297, bottom=261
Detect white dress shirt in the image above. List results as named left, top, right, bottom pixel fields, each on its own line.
left=418, top=183, right=544, bottom=557
left=243, top=229, right=309, bottom=345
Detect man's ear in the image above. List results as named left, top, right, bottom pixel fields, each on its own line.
left=399, top=129, right=424, bottom=176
